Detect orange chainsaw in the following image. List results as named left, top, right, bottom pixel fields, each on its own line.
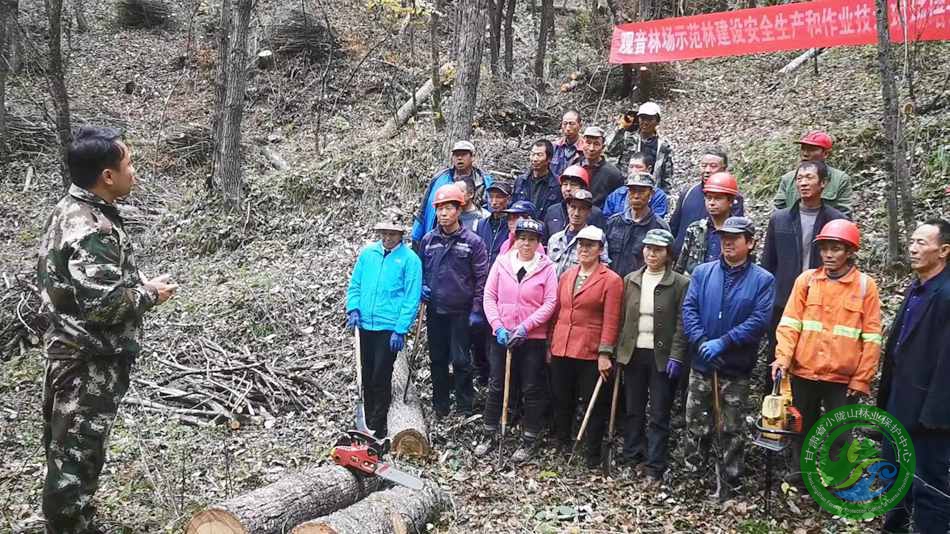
left=331, top=430, right=424, bottom=490
left=753, top=369, right=803, bottom=452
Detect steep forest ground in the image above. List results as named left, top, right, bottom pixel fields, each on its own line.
left=1, top=0, right=949, bottom=532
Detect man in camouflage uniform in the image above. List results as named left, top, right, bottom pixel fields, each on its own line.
left=604, top=102, right=673, bottom=191
left=37, top=127, right=177, bottom=534
left=674, top=172, right=740, bottom=276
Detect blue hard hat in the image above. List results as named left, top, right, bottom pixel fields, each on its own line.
left=503, top=200, right=537, bottom=215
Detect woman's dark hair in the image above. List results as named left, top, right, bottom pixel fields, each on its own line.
left=67, top=126, right=126, bottom=188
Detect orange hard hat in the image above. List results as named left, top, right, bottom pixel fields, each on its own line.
left=560, top=165, right=590, bottom=186
left=814, top=219, right=860, bottom=249
left=703, top=172, right=739, bottom=196
left=432, top=183, right=465, bottom=207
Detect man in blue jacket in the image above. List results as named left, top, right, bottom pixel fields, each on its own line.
left=411, top=140, right=494, bottom=248
left=346, top=215, right=423, bottom=437
left=602, top=152, right=669, bottom=220
left=681, top=216, right=775, bottom=500
left=419, top=184, right=490, bottom=417
left=669, top=147, right=745, bottom=256
left=605, top=173, right=670, bottom=278
left=878, top=219, right=950, bottom=534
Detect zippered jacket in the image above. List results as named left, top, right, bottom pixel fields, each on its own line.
left=411, top=167, right=494, bottom=242
left=346, top=242, right=422, bottom=334
left=483, top=250, right=558, bottom=339
left=419, top=225, right=489, bottom=315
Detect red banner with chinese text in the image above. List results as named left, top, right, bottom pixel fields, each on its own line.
left=609, top=0, right=950, bottom=64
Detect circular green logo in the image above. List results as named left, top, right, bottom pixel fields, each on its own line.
left=801, top=405, right=915, bottom=519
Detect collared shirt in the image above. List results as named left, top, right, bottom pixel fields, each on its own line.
left=704, top=219, right=722, bottom=263
left=897, top=267, right=945, bottom=348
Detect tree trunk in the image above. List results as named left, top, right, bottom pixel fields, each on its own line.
left=291, top=483, right=449, bottom=534
left=875, top=0, right=913, bottom=265
left=185, top=464, right=383, bottom=534
left=429, top=0, right=445, bottom=129
left=212, top=0, right=253, bottom=209
left=44, top=0, right=72, bottom=186
left=380, top=63, right=454, bottom=140
left=0, top=0, right=17, bottom=159
left=444, top=0, right=488, bottom=154
left=502, top=0, right=515, bottom=76
left=489, top=0, right=502, bottom=76
left=209, top=0, right=233, bottom=191
left=387, top=347, right=430, bottom=458
left=73, top=0, right=89, bottom=32
left=533, top=0, right=554, bottom=91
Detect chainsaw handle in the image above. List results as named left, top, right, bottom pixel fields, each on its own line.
left=753, top=416, right=800, bottom=436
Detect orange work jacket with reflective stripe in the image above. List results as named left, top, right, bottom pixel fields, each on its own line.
left=775, top=266, right=882, bottom=394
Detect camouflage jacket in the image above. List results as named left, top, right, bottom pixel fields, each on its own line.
left=37, top=185, right=157, bottom=357
left=674, top=218, right=712, bottom=276
left=604, top=129, right=674, bottom=190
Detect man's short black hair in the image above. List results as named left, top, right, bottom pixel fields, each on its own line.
left=798, top=160, right=829, bottom=181
left=533, top=139, right=554, bottom=161
left=562, top=109, right=581, bottom=123
left=68, top=126, right=126, bottom=189
left=923, top=218, right=950, bottom=247
left=703, top=146, right=729, bottom=169
left=627, top=151, right=655, bottom=171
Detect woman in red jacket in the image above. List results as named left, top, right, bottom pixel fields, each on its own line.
left=549, top=225, right=624, bottom=468
left=478, top=218, right=558, bottom=462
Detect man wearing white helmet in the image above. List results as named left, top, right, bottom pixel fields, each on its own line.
left=605, top=101, right=674, bottom=192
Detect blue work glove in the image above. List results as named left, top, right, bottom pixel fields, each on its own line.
left=346, top=310, right=360, bottom=330
left=389, top=332, right=405, bottom=353
left=665, top=359, right=682, bottom=380
left=421, top=285, right=431, bottom=303
left=495, top=327, right=510, bottom=346
left=699, top=339, right=727, bottom=369
left=469, top=311, right=485, bottom=329
left=508, top=325, right=528, bottom=347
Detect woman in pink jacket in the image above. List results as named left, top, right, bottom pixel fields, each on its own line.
left=477, top=218, right=558, bottom=462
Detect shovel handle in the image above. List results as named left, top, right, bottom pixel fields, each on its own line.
left=575, top=374, right=605, bottom=442
left=607, top=366, right=621, bottom=436
left=501, top=348, right=513, bottom=435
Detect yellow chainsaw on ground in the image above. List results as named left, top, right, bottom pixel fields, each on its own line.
left=753, top=369, right=803, bottom=452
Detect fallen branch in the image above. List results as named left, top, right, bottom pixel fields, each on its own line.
left=778, top=48, right=824, bottom=74
left=377, top=62, right=455, bottom=139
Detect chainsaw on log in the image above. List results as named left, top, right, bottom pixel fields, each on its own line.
left=331, top=430, right=424, bottom=490
left=752, top=369, right=803, bottom=451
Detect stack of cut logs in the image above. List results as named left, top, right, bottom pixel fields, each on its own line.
left=185, top=349, right=441, bottom=533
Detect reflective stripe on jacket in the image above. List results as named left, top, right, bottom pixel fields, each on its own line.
left=775, top=267, right=882, bottom=394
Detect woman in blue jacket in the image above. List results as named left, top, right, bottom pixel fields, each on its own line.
left=346, top=217, right=423, bottom=437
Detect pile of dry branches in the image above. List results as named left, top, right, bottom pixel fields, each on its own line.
left=268, top=9, right=337, bottom=61
left=116, top=0, right=174, bottom=28
left=4, top=113, right=56, bottom=159
left=0, top=272, right=46, bottom=361
left=129, top=336, right=341, bottom=427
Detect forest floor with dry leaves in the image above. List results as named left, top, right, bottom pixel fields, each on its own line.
left=2, top=0, right=949, bottom=533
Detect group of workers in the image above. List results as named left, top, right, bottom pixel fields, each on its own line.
left=346, top=104, right=950, bottom=532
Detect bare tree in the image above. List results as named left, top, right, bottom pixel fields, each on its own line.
left=444, top=0, right=488, bottom=153
left=489, top=0, right=502, bottom=76
left=0, top=0, right=17, bottom=158
left=73, top=0, right=89, bottom=33
left=875, top=0, right=914, bottom=265
left=211, top=0, right=254, bottom=209
left=429, top=0, right=444, bottom=129
left=533, top=0, right=553, bottom=90
left=502, top=0, right=514, bottom=76
left=44, top=0, right=72, bottom=186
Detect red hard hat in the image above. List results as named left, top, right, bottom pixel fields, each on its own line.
left=814, top=219, right=860, bottom=249
left=560, top=165, right=590, bottom=186
left=703, top=172, right=739, bottom=196
left=432, top=183, right=465, bottom=207
left=797, top=131, right=834, bottom=149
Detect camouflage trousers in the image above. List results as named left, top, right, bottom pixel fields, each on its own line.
left=42, top=347, right=132, bottom=534
left=683, top=371, right=750, bottom=486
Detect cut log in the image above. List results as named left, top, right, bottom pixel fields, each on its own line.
left=387, top=350, right=430, bottom=458
left=377, top=62, right=455, bottom=139
left=185, top=464, right=381, bottom=534
left=291, top=482, right=449, bottom=534
left=778, top=48, right=824, bottom=74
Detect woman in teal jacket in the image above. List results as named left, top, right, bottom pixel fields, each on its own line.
left=345, top=219, right=423, bottom=436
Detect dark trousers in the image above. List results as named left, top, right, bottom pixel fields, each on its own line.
left=484, top=339, right=547, bottom=436
left=426, top=309, right=473, bottom=414
left=43, top=350, right=132, bottom=534
left=883, top=432, right=950, bottom=534
left=622, top=349, right=676, bottom=476
left=790, top=376, right=849, bottom=465
left=470, top=320, right=490, bottom=385
left=764, top=307, right=783, bottom=394
left=550, top=356, right=608, bottom=458
left=359, top=329, right=396, bottom=436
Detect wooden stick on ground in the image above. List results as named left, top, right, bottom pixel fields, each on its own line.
left=185, top=464, right=381, bottom=534
left=387, top=346, right=430, bottom=458
left=291, top=482, right=450, bottom=534
left=778, top=48, right=824, bottom=74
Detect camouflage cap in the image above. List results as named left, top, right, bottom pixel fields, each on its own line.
left=642, top=229, right=674, bottom=248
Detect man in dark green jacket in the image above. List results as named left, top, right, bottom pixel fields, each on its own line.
left=616, top=229, right=690, bottom=482
left=773, top=131, right=853, bottom=218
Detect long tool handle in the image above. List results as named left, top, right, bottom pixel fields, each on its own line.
left=501, top=348, right=513, bottom=436
left=607, top=366, right=621, bottom=437
left=712, top=370, right=722, bottom=434
left=354, top=329, right=363, bottom=401
left=575, top=374, right=605, bottom=442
